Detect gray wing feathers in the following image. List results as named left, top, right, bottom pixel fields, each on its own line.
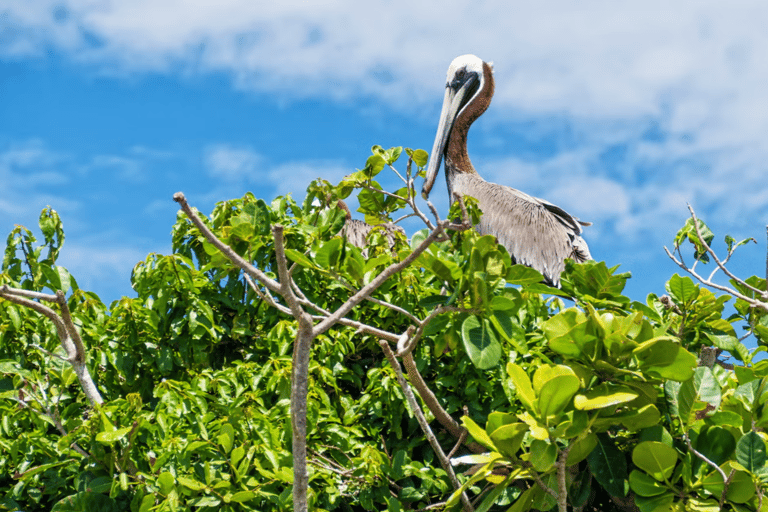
left=452, top=174, right=591, bottom=285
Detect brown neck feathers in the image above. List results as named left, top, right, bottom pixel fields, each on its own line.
left=445, top=61, right=495, bottom=175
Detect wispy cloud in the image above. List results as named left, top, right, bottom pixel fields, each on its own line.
left=204, top=143, right=263, bottom=182
left=5, top=0, right=768, bottom=297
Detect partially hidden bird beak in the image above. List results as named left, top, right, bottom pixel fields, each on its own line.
left=422, top=74, right=479, bottom=199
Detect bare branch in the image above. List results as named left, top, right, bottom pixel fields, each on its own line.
left=313, top=219, right=454, bottom=336
left=173, top=192, right=281, bottom=295
left=665, top=246, right=768, bottom=313
left=379, top=338, right=474, bottom=512
left=243, top=273, right=292, bottom=316
left=0, top=285, right=103, bottom=405
left=688, top=204, right=765, bottom=298
left=330, top=271, right=421, bottom=324
left=0, top=286, right=68, bottom=341
left=401, top=351, right=485, bottom=454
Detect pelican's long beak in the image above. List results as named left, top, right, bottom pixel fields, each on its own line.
left=422, top=74, right=479, bottom=199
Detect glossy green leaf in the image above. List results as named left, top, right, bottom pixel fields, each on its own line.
left=644, top=343, right=697, bottom=381
left=574, top=383, right=638, bottom=411
left=632, top=441, right=678, bottom=481
left=460, top=315, right=501, bottom=369
left=157, top=472, right=175, bottom=496
left=95, top=425, right=133, bottom=444
left=489, top=423, right=528, bottom=459
left=530, top=439, right=557, bottom=472
left=588, top=434, right=628, bottom=497
left=315, top=237, right=343, bottom=268
left=485, top=411, right=518, bottom=435
left=666, top=273, right=699, bottom=305
left=702, top=462, right=755, bottom=504
left=408, top=148, right=429, bottom=167
left=736, top=431, right=766, bottom=472
left=566, top=433, right=598, bottom=466
left=695, top=426, right=735, bottom=471
left=218, top=424, right=235, bottom=454
left=634, top=492, right=675, bottom=512
left=506, top=363, right=536, bottom=413
left=537, top=373, right=580, bottom=421
left=633, top=337, right=679, bottom=368
left=677, top=366, right=721, bottom=427
left=177, top=476, right=207, bottom=491
left=284, top=249, right=316, bottom=269
left=629, top=470, right=668, bottom=497
left=460, top=416, right=495, bottom=451
left=506, top=264, right=544, bottom=285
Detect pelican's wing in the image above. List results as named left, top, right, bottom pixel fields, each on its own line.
left=453, top=174, right=591, bottom=285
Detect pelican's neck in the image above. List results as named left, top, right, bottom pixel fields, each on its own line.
left=444, top=61, right=495, bottom=189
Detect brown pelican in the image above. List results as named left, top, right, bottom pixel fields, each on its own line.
left=422, top=54, right=591, bottom=286
left=336, top=199, right=404, bottom=254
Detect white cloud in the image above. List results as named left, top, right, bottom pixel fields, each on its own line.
left=204, top=143, right=262, bottom=181
left=5, top=0, right=768, bottom=288
left=267, top=160, right=350, bottom=197
left=200, top=142, right=350, bottom=198
left=57, top=239, right=163, bottom=301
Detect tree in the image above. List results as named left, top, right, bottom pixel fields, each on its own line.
left=1, top=145, right=767, bottom=512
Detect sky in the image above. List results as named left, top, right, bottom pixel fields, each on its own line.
left=2, top=1, right=768, bottom=318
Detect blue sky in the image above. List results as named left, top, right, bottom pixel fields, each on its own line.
left=2, top=1, right=768, bottom=314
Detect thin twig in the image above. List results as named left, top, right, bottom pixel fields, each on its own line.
left=379, top=339, right=475, bottom=512
left=688, top=204, right=765, bottom=297
left=173, top=192, right=282, bottom=295
left=665, top=246, right=768, bottom=313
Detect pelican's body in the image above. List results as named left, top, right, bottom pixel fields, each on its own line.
left=423, top=55, right=591, bottom=286
left=337, top=200, right=404, bottom=254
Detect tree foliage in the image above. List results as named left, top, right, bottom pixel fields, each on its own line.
left=1, top=146, right=768, bottom=511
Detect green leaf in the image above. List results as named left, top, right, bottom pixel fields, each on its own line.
left=634, top=493, right=675, bottom=512
left=692, top=426, right=736, bottom=477
left=632, top=441, right=678, bottom=482
left=15, top=460, right=77, bottom=481
left=489, top=423, right=528, bottom=459
left=702, top=461, right=756, bottom=504
left=95, top=425, right=133, bottom=444
left=633, top=337, right=680, bottom=368
left=408, top=148, right=429, bottom=168
left=677, top=366, right=721, bottom=427
left=315, top=237, right=343, bottom=269
left=644, top=343, right=697, bottom=381
left=177, top=476, right=207, bottom=491
left=629, top=470, right=668, bottom=497
left=674, top=217, right=714, bottom=263
left=364, top=153, right=386, bottom=176
left=460, top=315, right=501, bottom=370
left=230, top=491, right=257, bottom=503
left=666, top=273, right=699, bottom=305
left=588, top=434, right=628, bottom=497
left=460, top=416, right=495, bottom=451
left=506, top=363, right=536, bottom=414
left=485, top=411, right=518, bottom=435
left=157, top=472, right=175, bottom=496
left=506, top=264, right=544, bottom=285
left=566, top=433, right=598, bottom=466
left=284, top=249, right=316, bottom=269
left=574, top=383, right=639, bottom=411
left=530, top=439, right=557, bottom=472
left=218, top=424, right=235, bottom=454
left=736, top=431, right=767, bottom=472
left=535, top=368, right=580, bottom=421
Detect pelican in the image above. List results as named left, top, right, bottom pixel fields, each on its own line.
left=336, top=199, right=404, bottom=254
left=422, top=54, right=591, bottom=286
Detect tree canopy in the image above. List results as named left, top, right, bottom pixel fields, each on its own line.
left=1, top=145, right=768, bottom=512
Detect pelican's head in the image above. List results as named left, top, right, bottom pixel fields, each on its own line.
left=422, top=54, right=490, bottom=198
